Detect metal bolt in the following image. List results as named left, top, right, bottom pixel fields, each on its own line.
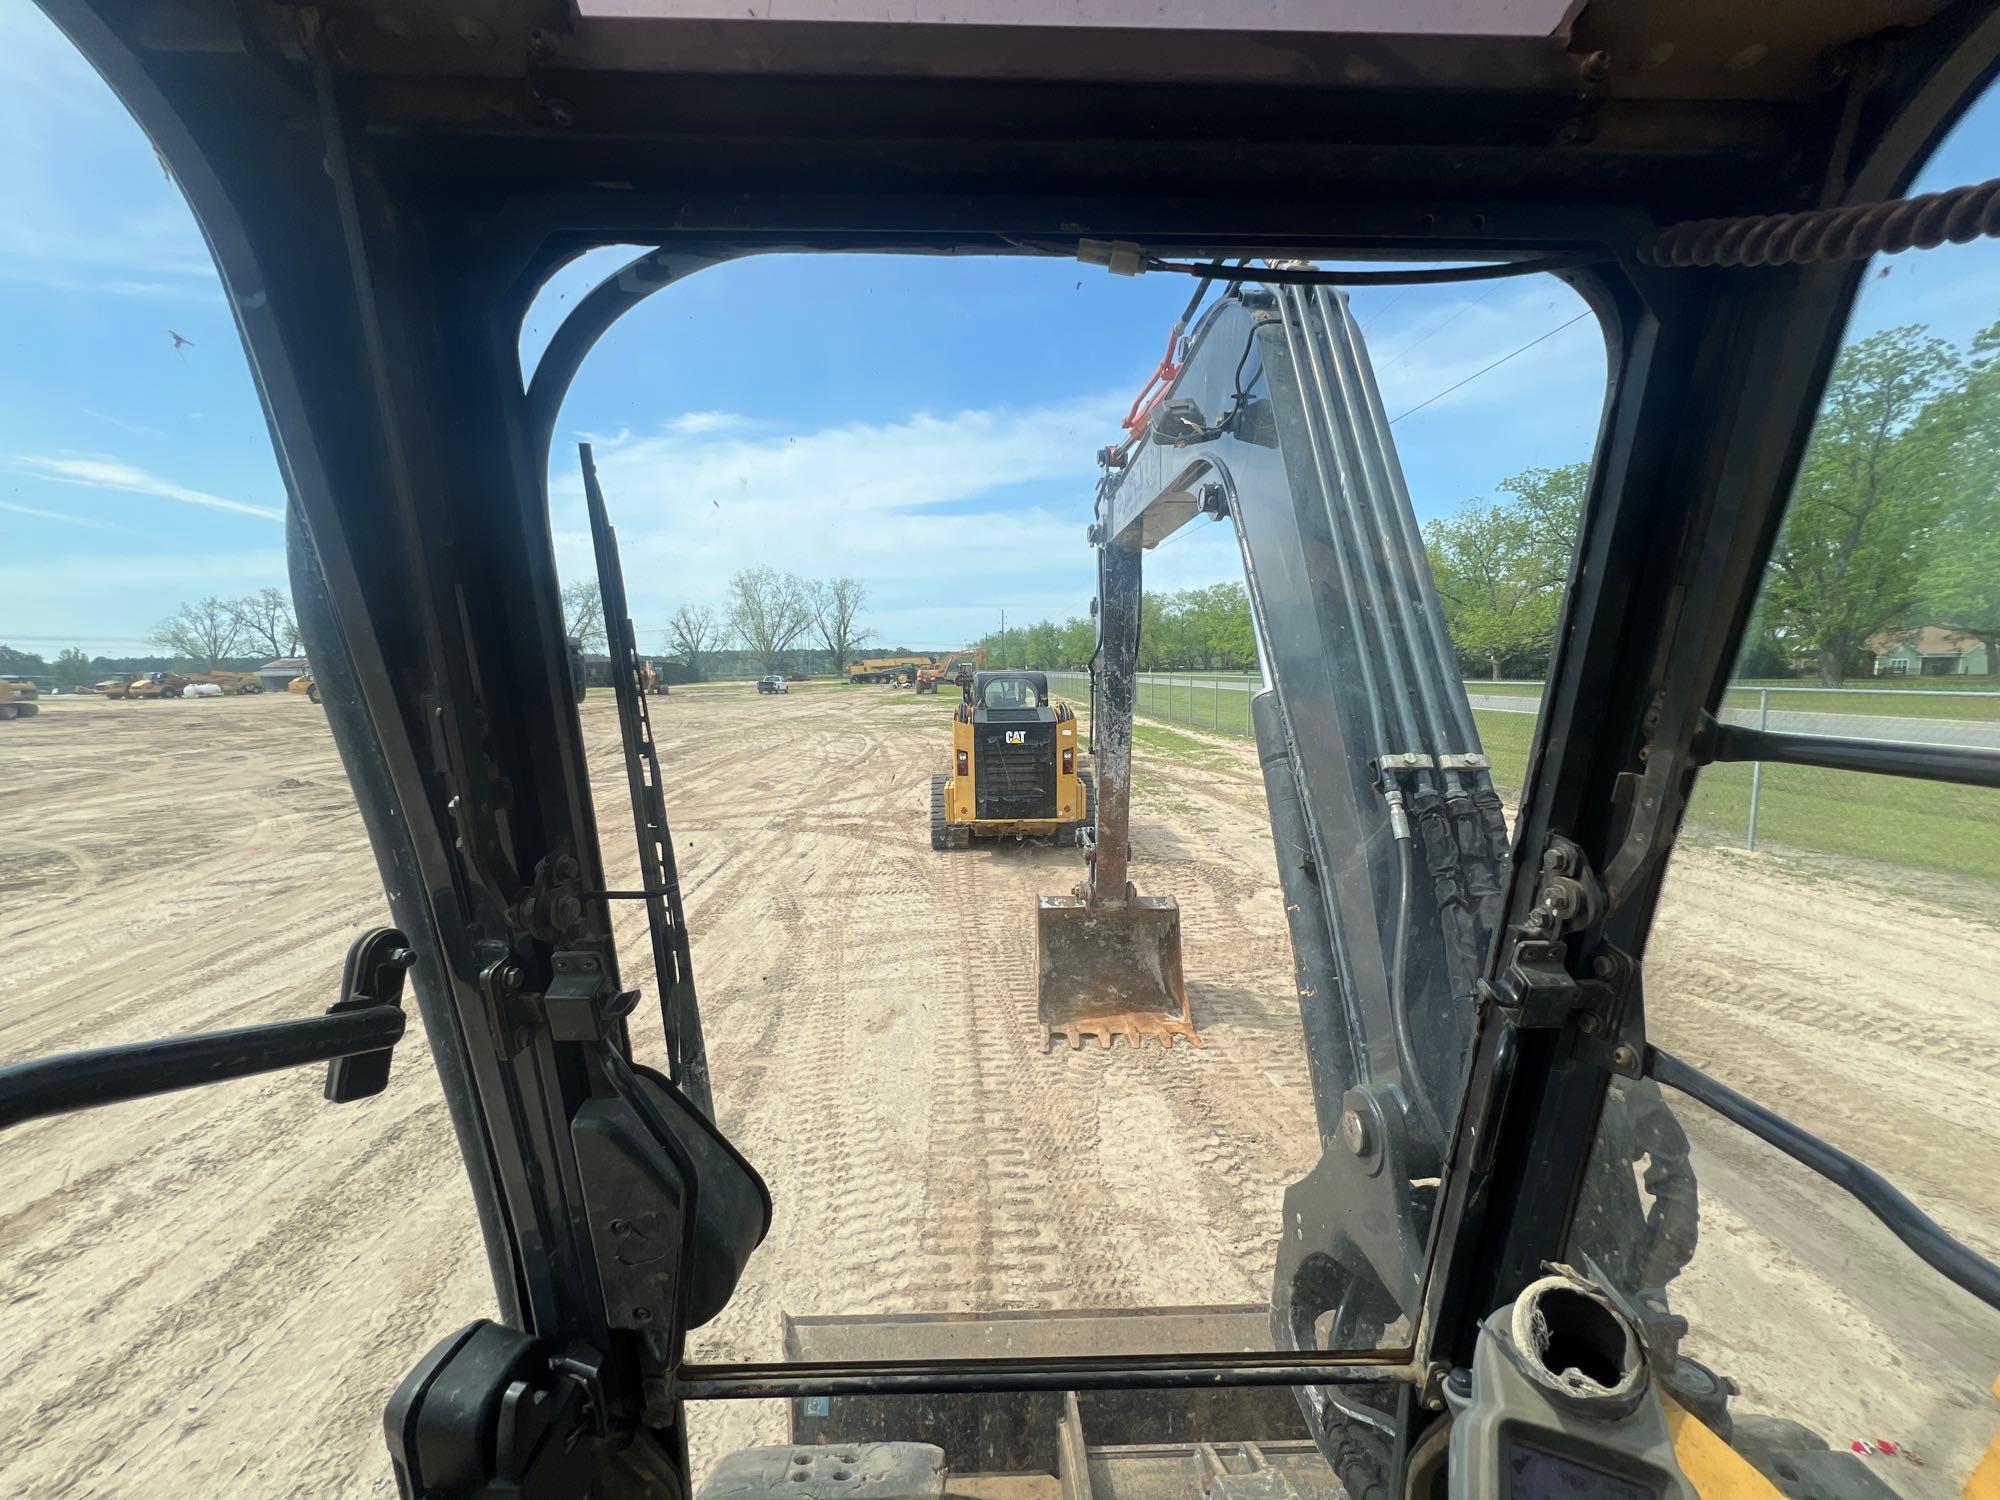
left=1591, top=953, right=1617, bottom=978
left=610, top=1218, right=632, bottom=1236
left=547, top=98, right=575, bottom=128
left=1578, top=1013, right=1601, bottom=1036
left=1612, top=1044, right=1639, bottom=1071
left=1579, top=49, right=1611, bottom=82
left=555, top=854, right=580, bottom=882
left=1338, top=1108, right=1370, bottom=1157
left=500, top=963, right=523, bottom=992
left=633, top=1306, right=654, bottom=1324
left=553, top=893, right=584, bottom=928
left=526, top=24, right=556, bottom=58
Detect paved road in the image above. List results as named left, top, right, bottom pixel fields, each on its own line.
left=1061, top=672, right=2000, bottom=752
left=1464, top=691, right=2000, bottom=750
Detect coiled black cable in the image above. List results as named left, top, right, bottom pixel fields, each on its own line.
left=1641, top=177, right=2000, bottom=268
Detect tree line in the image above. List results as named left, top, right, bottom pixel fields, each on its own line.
left=965, top=583, right=1259, bottom=674
left=916, top=306, right=2000, bottom=689
left=1423, top=315, right=2000, bottom=684
left=3, top=588, right=303, bottom=688
left=563, top=567, right=871, bottom=678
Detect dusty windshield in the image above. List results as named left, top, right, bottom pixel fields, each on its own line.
left=526, top=249, right=1605, bottom=1474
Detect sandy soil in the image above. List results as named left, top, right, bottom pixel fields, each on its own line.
left=0, top=688, right=1994, bottom=1497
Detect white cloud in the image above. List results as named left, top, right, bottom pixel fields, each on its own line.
left=663, top=411, right=748, bottom=436
left=552, top=394, right=1134, bottom=647
left=12, top=452, right=283, bottom=522
left=561, top=392, right=1117, bottom=516
left=0, top=500, right=123, bottom=532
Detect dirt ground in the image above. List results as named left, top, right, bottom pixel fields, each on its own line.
left=1, top=688, right=1994, bottom=1498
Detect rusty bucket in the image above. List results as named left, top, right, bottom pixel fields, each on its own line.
left=1034, top=893, right=1199, bottom=1051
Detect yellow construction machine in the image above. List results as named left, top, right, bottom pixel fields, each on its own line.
left=928, top=666, right=1191, bottom=1050
left=126, top=672, right=188, bottom=700
left=0, top=678, right=40, bottom=720
left=288, top=672, right=321, bottom=703
left=187, top=670, right=265, bottom=694
left=915, top=647, right=983, bottom=694
left=848, top=653, right=936, bottom=684
left=92, top=673, right=135, bottom=698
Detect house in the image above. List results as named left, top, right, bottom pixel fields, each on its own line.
left=1868, top=628, right=1991, bottom=677
left=256, top=657, right=311, bottom=691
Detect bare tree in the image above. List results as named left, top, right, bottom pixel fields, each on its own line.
left=666, top=604, right=723, bottom=677
left=724, top=566, right=813, bottom=674
left=226, top=587, right=300, bottom=661
left=562, top=579, right=607, bottom=652
left=154, top=597, right=246, bottom=671
left=808, top=577, right=868, bottom=677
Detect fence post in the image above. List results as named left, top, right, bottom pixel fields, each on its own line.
left=1745, top=688, right=1769, bottom=851
left=1215, top=676, right=1222, bottom=731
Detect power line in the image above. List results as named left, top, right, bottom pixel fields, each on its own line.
left=1388, top=312, right=1591, bottom=427
left=1378, top=284, right=1502, bottom=371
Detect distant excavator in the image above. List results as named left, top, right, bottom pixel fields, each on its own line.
left=915, top=648, right=983, bottom=694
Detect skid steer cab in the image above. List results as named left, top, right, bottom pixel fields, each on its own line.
left=931, top=671, right=1092, bottom=850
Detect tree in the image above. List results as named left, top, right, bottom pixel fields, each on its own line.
left=52, top=647, right=94, bottom=690
left=1765, top=325, right=1959, bottom=684
left=226, top=587, right=300, bottom=661
left=561, top=580, right=607, bottom=653
left=0, top=645, right=48, bottom=676
left=666, top=604, right=723, bottom=677
left=153, top=598, right=246, bottom=672
left=808, top=577, right=868, bottom=676
left=1425, top=463, right=1585, bottom=679
left=1912, top=315, right=2000, bottom=675
left=724, top=566, right=813, bottom=673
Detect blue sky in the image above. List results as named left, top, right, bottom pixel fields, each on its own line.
left=5, top=3, right=1999, bottom=659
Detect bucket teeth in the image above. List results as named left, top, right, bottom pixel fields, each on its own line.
left=1034, top=892, right=1195, bottom=1056
left=1039, top=1015, right=1204, bottom=1053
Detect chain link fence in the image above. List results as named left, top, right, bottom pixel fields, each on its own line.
left=1045, top=670, right=2000, bottom=886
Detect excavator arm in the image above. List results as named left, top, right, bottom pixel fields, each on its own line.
left=1092, top=276, right=1514, bottom=1476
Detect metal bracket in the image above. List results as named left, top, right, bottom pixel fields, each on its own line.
left=512, top=844, right=589, bottom=944
left=1376, top=750, right=1436, bottom=772
left=544, top=951, right=639, bottom=1044
left=1483, top=836, right=1605, bottom=1029
left=1438, top=752, right=1491, bottom=771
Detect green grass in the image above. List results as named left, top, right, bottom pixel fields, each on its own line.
left=1471, top=705, right=2000, bottom=885
left=1131, top=721, right=1242, bottom=772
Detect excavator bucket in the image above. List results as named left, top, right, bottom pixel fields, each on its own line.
left=1034, top=894, right=1199, bottom=1051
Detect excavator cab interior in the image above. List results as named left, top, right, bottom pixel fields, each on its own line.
left=8, top=3, right=2000, bottom=1500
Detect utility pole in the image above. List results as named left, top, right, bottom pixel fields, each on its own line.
left=1000, top=609, right=1008, bottom=667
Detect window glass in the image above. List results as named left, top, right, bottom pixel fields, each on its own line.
left=1573, top=1082, right=2000, bottom=1500
left=546, top=246, right=1603, bottom=1500
left=0, top=8, right=488, bottom=1496
left=1580, top=79, right=2000, bottom=1500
